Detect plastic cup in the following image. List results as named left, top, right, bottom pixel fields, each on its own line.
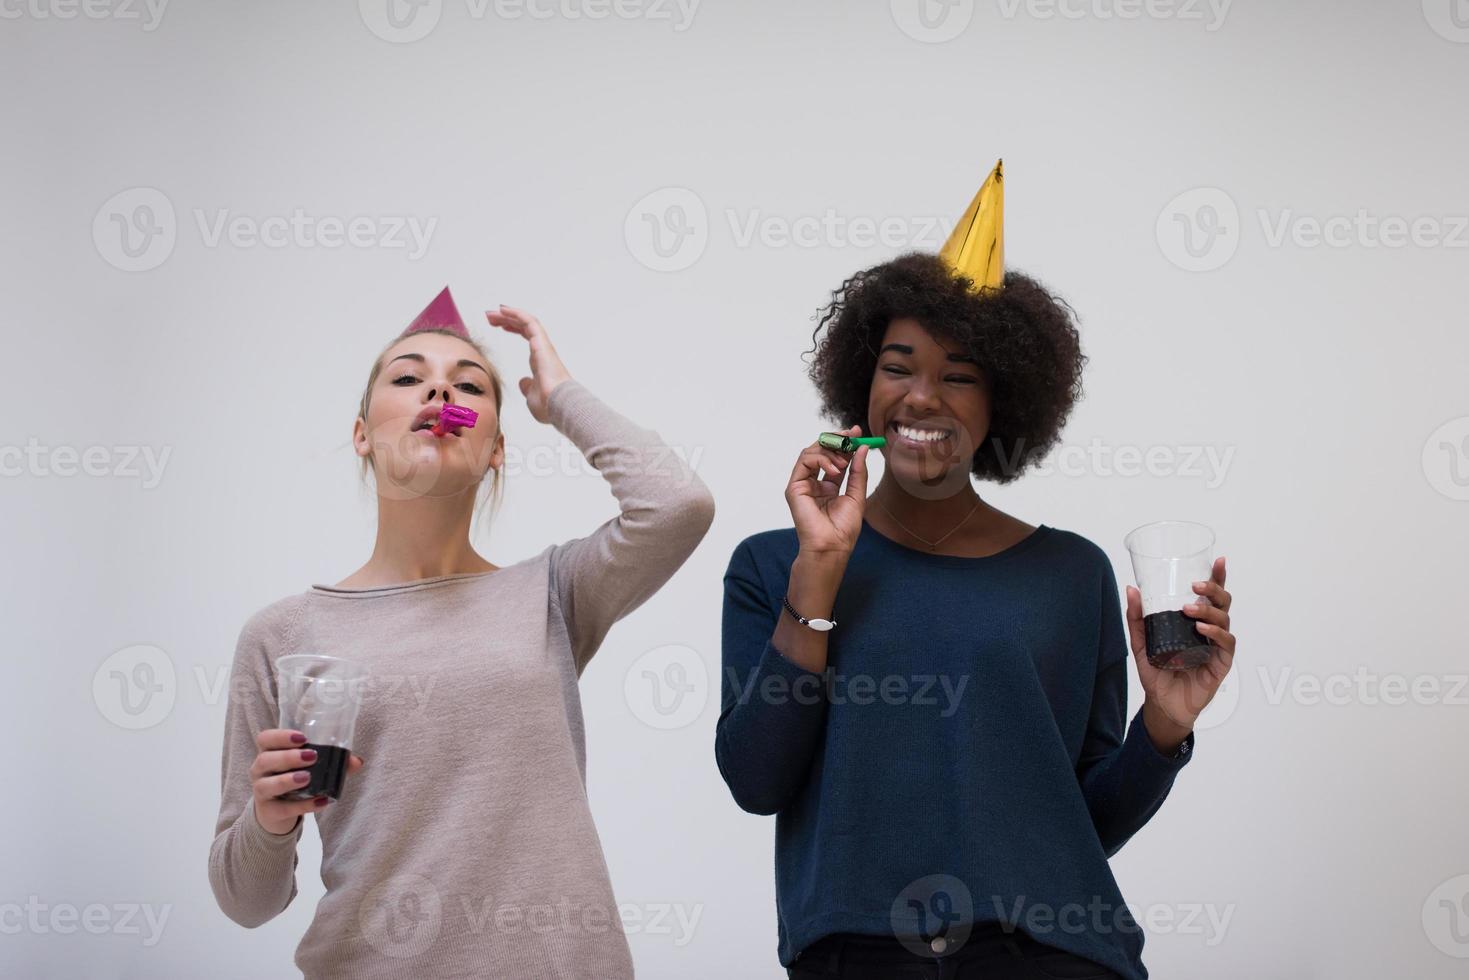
left=275, top=654, right=368, bottom=800
left=1123, top=521, right=1216, bottom=670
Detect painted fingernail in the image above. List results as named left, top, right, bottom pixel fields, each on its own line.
left=314, top=797, right=329, bottom=807
left=301, top=749, right=318, bottom=762
left=289, top=732, right=307, bottom=744
left=293, top=771, right=311, bottom=784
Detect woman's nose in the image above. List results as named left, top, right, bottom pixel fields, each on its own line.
left=425, top=387, right=453, bottom=403
left=905, top=379, right=940, bottom=409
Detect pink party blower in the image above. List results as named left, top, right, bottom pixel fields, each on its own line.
left=431, top=405, right=478, bottom=437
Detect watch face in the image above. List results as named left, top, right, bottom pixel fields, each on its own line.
left=808, top=618, right=834, bottom=632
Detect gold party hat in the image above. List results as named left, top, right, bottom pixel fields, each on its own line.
left=939, top=159, right=1004, bottom=292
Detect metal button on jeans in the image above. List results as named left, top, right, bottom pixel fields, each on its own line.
left=930, top=936, right=948, bottom=954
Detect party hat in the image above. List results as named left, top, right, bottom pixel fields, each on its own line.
left=938, top=159, right=1004, bottom=292
left=401, top=286, right=468, bottom=339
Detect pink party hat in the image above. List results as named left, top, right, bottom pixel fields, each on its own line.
left=401, top=286, right=468, bottom=339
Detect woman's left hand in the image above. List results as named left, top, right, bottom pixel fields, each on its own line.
left=1125, top=556, right=1236, bottom=739
left=486, top=305, right=572, bottom=424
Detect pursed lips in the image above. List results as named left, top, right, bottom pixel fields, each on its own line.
left=411, top=409, right=464, bottom=437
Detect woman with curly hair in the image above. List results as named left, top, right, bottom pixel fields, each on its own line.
left=715, top=169, right=1237, bottom=979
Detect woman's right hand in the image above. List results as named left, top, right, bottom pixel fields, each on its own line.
left=785, top=424, right=871, bottom=558
left=249, top=729, right=364, bottom=836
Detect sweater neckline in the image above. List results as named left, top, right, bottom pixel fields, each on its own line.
left=309, top=568, right=500, bottom=597
left=859, top=517, right=1051, bottom=566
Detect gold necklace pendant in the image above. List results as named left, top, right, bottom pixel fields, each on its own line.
left=876, top=496, right=982, bottom=552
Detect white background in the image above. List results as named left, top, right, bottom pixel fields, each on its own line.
left=3, top=0, right=1467, bottom=977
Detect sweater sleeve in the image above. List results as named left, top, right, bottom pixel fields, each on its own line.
left=543, top=378, right=716, bottom=674
left=207, top=601, right=307, bottom=928
left=714, top=538, right=830, bottom=815
left=1076, top=557, right=1195, bottom=858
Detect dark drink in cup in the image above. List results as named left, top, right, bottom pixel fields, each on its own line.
left=1124, top=521, right=1216, bottom=671
left=1141, top=609, right=1211, bottom=669
left=275, top=654, right=367, bottom=801
left=292, top=743, right=352, bottom=799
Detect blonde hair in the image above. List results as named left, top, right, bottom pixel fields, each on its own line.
left=356, top=327, right=507, bottom=535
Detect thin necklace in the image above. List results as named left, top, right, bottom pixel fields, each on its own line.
left=874, top=494, right=983, bottom=551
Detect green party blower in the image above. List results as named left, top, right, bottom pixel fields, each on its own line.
left=818, top=432, right=886, bottom=453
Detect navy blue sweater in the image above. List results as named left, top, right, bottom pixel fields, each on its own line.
left=715, top=518, right=1195, bottom=978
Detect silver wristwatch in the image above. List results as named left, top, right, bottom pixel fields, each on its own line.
left=783, top=595, right=836, bottom=632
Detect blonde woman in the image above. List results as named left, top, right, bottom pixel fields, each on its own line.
left=208, top=288, right=715, bottom=978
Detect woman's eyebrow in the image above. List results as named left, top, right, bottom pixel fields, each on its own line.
left=878, top=342, right=978, bottom=365
left=386, top=353, right=491, bottom=377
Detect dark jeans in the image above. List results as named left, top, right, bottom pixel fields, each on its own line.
left=787, top=922, right=1124, bottom=980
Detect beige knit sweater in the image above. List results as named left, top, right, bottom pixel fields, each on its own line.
left=208, top=379, right=715, bottom=978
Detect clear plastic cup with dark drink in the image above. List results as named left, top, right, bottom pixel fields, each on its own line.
left=1124, top=521, right=1216, bottom=671
left=275, top=654, right=368, bottom=800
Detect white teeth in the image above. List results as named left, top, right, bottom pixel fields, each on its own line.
left=895, top=424, right=949, bottom=443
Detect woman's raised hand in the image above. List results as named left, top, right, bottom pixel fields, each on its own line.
left=785, top=424, right=871, bottom=558
left=248, top=729, right=364, bottom=836
left=485, top=305, right=571, bottom=424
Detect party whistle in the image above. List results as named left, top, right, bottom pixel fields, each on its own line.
left=432, top=405, right=478, bottom=437
left=818, top=432, right=885, bottom=453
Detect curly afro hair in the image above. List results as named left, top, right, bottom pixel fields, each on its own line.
left=805, top=252, right=1086, bottom=484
